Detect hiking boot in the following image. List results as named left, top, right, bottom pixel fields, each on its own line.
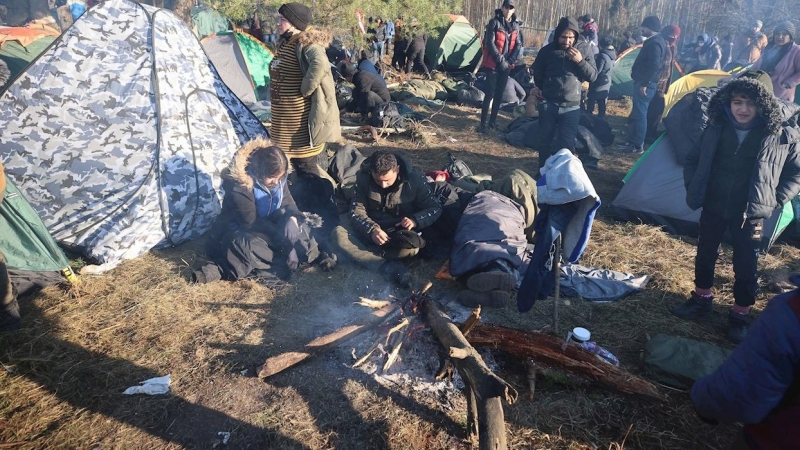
left=457, top=289, right=510, bottom=308
left=727, top=310, right=750, bottom=344
left=467, top=270, right=517, bottom=292
left=317, top=252, right=338, bottom=272
left=378, top=260, right=411, bottom=288
left=671, top=292, right=713, bottom=320
left=191, top=263, right=223, bottom=284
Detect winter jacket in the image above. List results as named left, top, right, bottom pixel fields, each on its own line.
left=481, top=9, right=522, bottom=72
left=352, top=70, right=391, bottom=113
left=590, top=46, right=616, bottom=92
left=733, top=31, right=768, bottom=65
left=207, top=139, right=303, bottom=259
left=275, top=28, right=341, bottom=155
left=532, top=17, right=597, bottom=106
left=357, top=59, right=386, bottom=86
left=631, top=33, right=667, bottom=85
left=752, top=43, right=800, bottom=102
left=405, top=33, right=427, bottom=54
left=374, top=24, right=386, bottom=42
left=501, top=77, right=526, bottom=104
left=350, top=152, right=442, bottom=238
left=696, top=36, right=723, bottom=70
left=385, top=21, right=395, bottom=40
left=691, top=285, right=800, bottom=450
left=684, top=78, right=800, bottom=221
left=581, top=20, right=599, bottom=54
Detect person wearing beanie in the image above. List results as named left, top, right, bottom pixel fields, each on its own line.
left=531, top=16, right=597, bottom=169
left=624, top=15, right=665, bottom=153
left=751, top=20, right=800, bottom=101
left=644, top=24, right=680, bottom=145
left=477, top=0, right=523, bottom=134
left=577, top=14, right=599, bottom=55
left=673, top=78, right=800, bottom=344
left=732, top=19, right=769, bottom=67
left=270, top=2, right=341, bottom=181
left=586, top=36, right=616, bottom=118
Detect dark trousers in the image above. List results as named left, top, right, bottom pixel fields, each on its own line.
left=480, top=69, right=509, bottom=127
left=405, top=48, right=429, bottom=75
left=392, top=40, right=407, bottom=70
left=586, top=90, right=609, bottom=117
left=213, top=231, right=281, bottom=280
left=645, top=93, right=666, bottom=145
left=291, top=150, right=336, bottom=185
left=536, top=102, right=581, bottom=166
left=694, top=210, right=761, bottom=307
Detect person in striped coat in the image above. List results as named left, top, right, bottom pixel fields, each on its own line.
left=270, top=3, right=341, bottom=179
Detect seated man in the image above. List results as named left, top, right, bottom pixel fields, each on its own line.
left=340, top=63, right=391, bottom=124
left=332, top=150, right=442, bottom=287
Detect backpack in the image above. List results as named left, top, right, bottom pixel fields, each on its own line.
left=443, top=152, right=473, bottom=181
left=369, top=101, right=405, bottom=128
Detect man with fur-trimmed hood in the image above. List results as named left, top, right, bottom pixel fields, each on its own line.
left=531, top=16, right=597, bottom=170
left=192, top=137, right=333, bottom=284
left=673, top=78, right=800, bottom=343
left=270, top=3, right=341, bottom=180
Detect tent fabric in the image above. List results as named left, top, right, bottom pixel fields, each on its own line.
left=662, top=69, right=728, bottom=117
left=191, top=6, right=231, bottom=40
left=0, top=29, right=57, bottom=85
left=201, top=31, right=273, bottom=105
left=425, top=15, right=481, bottom=71
left=609, top=44, right=683, bottom=99
left=1, top=177, right=74, bottom=295
left=0, top=0, right=268, bottom=271
left=0, top=27, right=59, bottom=48
left=612, top=135, right=793, bottom=251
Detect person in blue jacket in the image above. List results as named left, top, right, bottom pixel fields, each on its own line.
left=691, top=278, right=800, bottom=449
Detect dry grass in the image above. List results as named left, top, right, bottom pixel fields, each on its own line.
left=2, top=97, right=800, bottom=449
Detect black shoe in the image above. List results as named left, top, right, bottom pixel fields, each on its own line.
left=378, top=261, right=411, bottom=288
left=467, top=270, right=516, bottom=292
left=457, top=290, right=510, bottom=308
left=727, top=310, right=750, bottom=344
left=477, top=124, right=488, bottom=135
left=671, top=292, right=713, bottom=320
left=317, top=252, right=338, bottom=271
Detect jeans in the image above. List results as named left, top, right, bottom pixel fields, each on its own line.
left=536, top=102, right=581, bottom=166
left=480, top=69, right=510, bottom=127
left=627, top=81, right=657, bottom=148
left=373, top=41, right=385, bottom=60
left=694, top=210, right=762, bottom=307
left=645, top=92, right=666, bottom=144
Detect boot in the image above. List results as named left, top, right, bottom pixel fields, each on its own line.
left=457, top=290, right=510, bottom=308
left=467, top=270, right=517, bottom=292
left=727, top=310, right=750, bottom=344
left=671, top=292, right=713, bottom=320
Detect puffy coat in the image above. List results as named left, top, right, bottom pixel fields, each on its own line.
left=631, top=33, right=667, bottom=85
left=590, top=46, right=617, bottom=92
left=352, top=70, right=391, bottom=112
left=350, top=152, right=442, bottom=238
left=691, top=284, right=800, bottom=449
left=531, top=16, right=597, bottom=106
left=684, top=78, right=800, bottom=220
left=752, top=43, right=800, bottom=102
left=481, top=9, right=522, bottom=72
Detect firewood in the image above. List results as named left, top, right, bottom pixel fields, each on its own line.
left=466, top=324, right=663, bottom=400
left=436, top=306, right=480, bottom=381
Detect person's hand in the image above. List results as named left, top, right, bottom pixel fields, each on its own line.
left=639, top=85, right=647, bottom=96
left=567, top=47, right=583, bottom=63
left=396, top=217, right=416, bottom=230
left=287, top=248, right=299, bottom=269
left=509, top=63, right=516, bottom=70
left=285, top=216, right=300, bottom=243
left=371, top=227, right=390, bottom=245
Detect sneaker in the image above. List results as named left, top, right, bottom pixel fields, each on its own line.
left=623, top=143, right=644, bottom=154
left=671, top=292, right=713, bottom=320
left=378, top=260, right=411, bottom=288
left=467, top=270, right=517, bottom=292
left=457, top=289, right=510, bottom=308
left=727, top=310, right=750, bottom=344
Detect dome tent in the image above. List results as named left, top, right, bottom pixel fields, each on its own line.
left=425, top=15, right=482, bottom=72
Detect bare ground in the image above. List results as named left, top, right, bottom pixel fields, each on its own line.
left=2, top=98, right=800, bottom=449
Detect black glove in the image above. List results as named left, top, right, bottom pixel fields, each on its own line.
left=498, top=58, right=510, bottom=73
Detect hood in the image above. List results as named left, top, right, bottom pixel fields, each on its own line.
left=600, top=47, right=617, bottom=60
left=697, top=33, right=712, bottom=47
left=296, top=26, right=334, bottom=47
left=493, top=9, right=518, bottom=24
left=708, top=77, right=799, bottom=135
left=360, top=151, right=414, bottom=184
left=223, top=136, right=284, bottom=190
left=553, top=16, right=581, bottom=42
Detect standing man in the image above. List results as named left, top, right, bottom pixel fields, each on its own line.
left=531, top=16, right=597, bottom=168
left=578, top=14, right=599, bottom=54
left=673, top=78, right=800, bottom=343
left=624, top=15, right=664, bottom=154
left=645, top=24, right=681, bottom=146
left=374, top=18, right=387, bottom=62
left=270, top=2, right=341, bottom=179
left=391, top=17, right=407, bottom=71
left=477, top=0, right=522, bottom=134
left=384, top=18, right=395, bottom=56
left=732, top=20, right=768, bottom=68
left=404, top=25, right=430, bottom=78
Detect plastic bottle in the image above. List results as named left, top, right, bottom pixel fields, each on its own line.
left=562, top=326, right=620, bottom=366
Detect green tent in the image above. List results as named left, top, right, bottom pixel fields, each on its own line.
left=609, top=44, right=683, bottom=99
left=0, top=30, right=57, bottom=87
left=201, top=31, right=273, bottom=105
left=425, top=15, right=482, bottom=71
left=1, top=178, right=75, bottom=295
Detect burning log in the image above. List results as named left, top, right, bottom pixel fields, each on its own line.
left=420, top=299, right=518, bottom=450
left=466, top=324, right=664, bottom=400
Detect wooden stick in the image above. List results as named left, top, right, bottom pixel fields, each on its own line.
left=257, top=302, right=400, bottom=379
left=436, top=306, right=481, bottom=380
left=382, top=325, right=411, bottom=372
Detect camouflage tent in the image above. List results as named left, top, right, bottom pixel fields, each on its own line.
left=0, top=0, right=268, bottom=271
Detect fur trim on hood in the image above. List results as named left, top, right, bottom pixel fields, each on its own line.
left=224, top=136, right=290, bottom=190
left=297, top=26, right=334, bottom=48
left=708, top=77, right=799, bottom=135
left=554, top=16, right=581, bottom=41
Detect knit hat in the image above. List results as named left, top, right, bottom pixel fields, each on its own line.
left=661, top=24, right=681, bottom=45
left=278, top=3, right=312, bottom=31
left=641, top=16, right=661, bottom=33
left=774, top=20, right=796, bottom=40
left=752, top=20, right=763, bottom=29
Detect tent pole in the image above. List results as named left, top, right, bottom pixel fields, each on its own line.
left=553, top=235, right=561, bottom=334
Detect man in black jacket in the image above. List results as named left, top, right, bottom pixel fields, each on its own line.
left=477, top=0, right=523, bottom=134
left=340, top=63, right=391, bottom=123
left=625, top=15, right=664, bottom=153
left=404, top=27, right=430, bottom=78
left=531, top=16, right=597, bottom=169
